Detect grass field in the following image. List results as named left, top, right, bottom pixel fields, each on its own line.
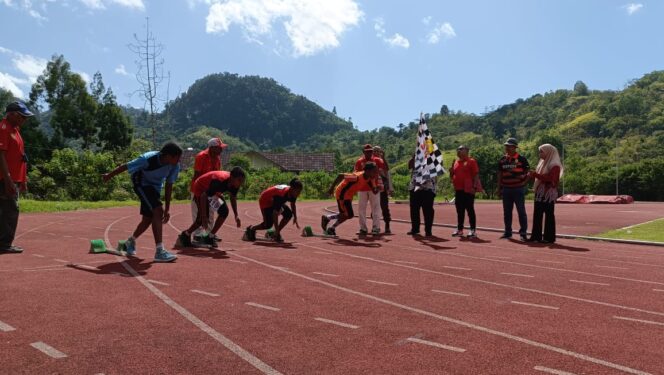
left=598, top=218, right=664, bottom=243
left=20, top=200, right=140, bottom=213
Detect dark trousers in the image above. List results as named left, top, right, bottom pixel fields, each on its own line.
left=454, top=190, right=476, bottom=230
left=380, top=190, right=391, bottom=223
left=0, top=185, right=19, bottom=249
left=409, top=190, right=435, bottom=235
left=502, top=186, right=527, bottom=236
left=531, top=201, right=556, bottom=242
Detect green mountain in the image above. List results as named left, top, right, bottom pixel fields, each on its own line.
left=162, top=73, right=353, bottom=148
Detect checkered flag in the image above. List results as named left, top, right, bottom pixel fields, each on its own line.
left=414, top=114, right=446, bottom=188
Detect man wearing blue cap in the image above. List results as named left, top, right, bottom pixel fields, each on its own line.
left=0, top=101, right=34, bottom=253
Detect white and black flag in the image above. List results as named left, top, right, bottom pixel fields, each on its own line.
left=414, top=114, right=446, bottom=189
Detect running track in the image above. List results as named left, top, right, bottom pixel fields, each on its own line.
left=1, top=202, right=663, bottom=374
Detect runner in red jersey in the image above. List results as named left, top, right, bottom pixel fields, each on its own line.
left=244, top=179, right=303, bottom=243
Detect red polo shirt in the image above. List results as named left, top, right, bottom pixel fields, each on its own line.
left=189, top=148, right=222, bottom=192
left=0, top=119, right=27, bottom=183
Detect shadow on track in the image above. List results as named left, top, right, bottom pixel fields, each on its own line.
left=67, top=257, right=152, bottom=276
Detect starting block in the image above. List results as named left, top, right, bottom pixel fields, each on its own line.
left=301, top=226, right=337, bottom=238
left=89, top=239, right=124, bottom=255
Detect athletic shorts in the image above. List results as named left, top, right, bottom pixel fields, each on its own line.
left=261, top=205, right=292, bottom=228
left=193, top=195, right=229, bottom=218
left=133, top=184, right=162, bottom=217
left=337, top=199, right=354, bottom=219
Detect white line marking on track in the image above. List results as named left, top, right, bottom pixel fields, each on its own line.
left=228, top=260, right=248, bottom=264
left=570, top=280, right=610, bottom=286
left=191, top=289, right=220, bottom=297
left=406, top=337, right=465, bottom=352
left=395, top=260, right=418, bottom=265
left=46, top=233, right=56, bottom=236
left=485, top=255, right=511, bottom=259
left=23, top=268, right=71, bottom=272
left=432, top=289, right=470, bottom=297
left=594, top=265, right=629, bottom=270
left=654, top=289, right=664, bottom=292
left=53, top=259, right=69, bottom=263
left=298, top=242, right=664, bottom=318
left=312, top=272, right=339, bottom=277
left=534, top=366, right=577, bottom=375
left=233, top=253, right=649, bottom=375
left=0, top=320, right=16, bottom=332
left=501, top=272, right=534, bottom=278
left=366, top=279, right=398, bottom=286
left=31, top=254, right=45, bottom=258
left=78, top=237, right=88, bottom=241
left=314, top=317, right=359, bottom=329
left=111, top=271, right=130, bottom=276
left=314, top=251, right=332, bottom=255
left=536, top=260, right=565, bottom=264
left=30, top=342, right=67, bottom=358
left=107, top=216, right=281, bottom=375
left=77, top=265, right=98, bottom=271
left=443, top=265, right=472, bottom=271
left=63, top=235, right=73, bottom=238
left=245, top=302, right=280, bottom=312
left=510, top=301, right=559, bottom=310
left=147, top=279, right=169, bottom=286
left=613, top=316, right=664, bottom=327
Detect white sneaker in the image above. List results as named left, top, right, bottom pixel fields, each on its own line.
left=451, top=230, right=464, bottom=237
left=467, top=230, right=477, bottom=238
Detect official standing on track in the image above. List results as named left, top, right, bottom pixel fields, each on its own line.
left=497, top=138, right=530, bottom=241
left=190, top=137, right=227, bottom=242
left=354, top=144, right=385, bottom=235
left=407, top=155, right=437, bottom=237
left=0, top=101, right=33, bottom=254
left=450, top=145, right=482, bottom=238
left=372, top=146, right=393, bottom=234
left=528, top=144, right=563, bottom=244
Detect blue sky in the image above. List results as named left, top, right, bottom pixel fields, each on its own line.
left=1, top=0, right=663, bottom=131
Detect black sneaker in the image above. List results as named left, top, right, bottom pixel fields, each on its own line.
left=245, top=227, right=256, bottom=241
left=520, top=234, right=528, bottom=241
left=325, top=227, right=336, bottom=236
left=321, top=215, right=330, bottom=231
left=407, top=230, right=420, bottom=236
left=178, top=232, right=193, bottom=247
left=0, top=245, right=23, bottom=253
left=193, top=234, right=205, bottom=243
left=273, top=234, right=284, bottom=243
left=499, top=233, right=512, bottom=239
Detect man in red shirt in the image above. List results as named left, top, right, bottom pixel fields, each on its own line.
left=189, top=137, right=227, bottom=241
left=449, top=145, right=482, bottom=238
left=0, top=101, right=33, bottom=253
left=354, top=144, right=385, bottom=235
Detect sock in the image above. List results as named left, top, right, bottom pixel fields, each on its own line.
left=327, top=214, right=338, bottom=220
left=156, top=242, right=164, bottom=250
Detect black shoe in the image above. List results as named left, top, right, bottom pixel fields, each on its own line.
left=325, top=227, right=336, bottom=236
left=499, top=233, right=512, bottom=239
left=384, top=222, right=391, bottom=234
left=273, top=234, right=284, bottom=243
left=193, top=234, right=205, bottom=243
left=321, top=215, right=330, bottom=231
left=425, top=232, right=433, bottom=237
left=245, top=226, right=256, bottom=241
left=520, top=234, right=528, bottom=241
left=407, top=230, right=420, bottom=236
left=178, top=232, right=193, bottom=247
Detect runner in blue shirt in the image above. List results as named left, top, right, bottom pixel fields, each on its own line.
left=103, top=142, right=182, bottom=262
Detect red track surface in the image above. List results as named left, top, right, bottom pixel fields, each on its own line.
left=1, top=201, right=663, bottom=374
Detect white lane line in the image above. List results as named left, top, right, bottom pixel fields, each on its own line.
left=234, top=253, right=649, bottom=375
left=46, top=233, right=56, bottom=236
left=486, top=256, right=511, bottom=259
left=654, top=289, right=664, bottom=292
left=23, top=268, right=71, bottom=272
left=443, top=266, right=472, bottom=271
left=106, top=216, right=281, bottom=375
left=432, top=289, right=470, bottom=297
left=501, top=272, right=534, bottom=278
left=191, top=289, right=220, bottom=297
left=298, top=242, right=664, bottom=319
left=534, top=366, right=577, bottom=375
left=78, top=237, right=88, bottom=241
left=147, top=279, right=170, bottom=286
left=228, top=260, right=248, bottom=264
left=31, top=254, right=45, bottom=258
left=594, top=265, right=629, bottom=270
left=314, top=251, right=332, bottom=255
left=314, top=317, right=359, bottom=329
left=510, top=301, right=559, bottom=310
left=77, top=265, right=98, bottom=271
left=312, top=272, right=339, bottom=277
left=63, top=235, right=73, bottom=238
left=570, top=280, right=610, bottom=286
left=613, top=316, right=664, bottom=327
left=30, top=342, right=67, bottom=359
left=0, top=320, right=16, bottom=332
left=366, top=279, right=398, bottom=286
left=406, top=337, right=465, bottom=353
left=395, top=260, right=418, bottom=265
left=53, top=259, right=69, bottom=263
left=245, top=302, right=280, bottom=312
left=537, top=260, right=565, bottom=265
left=111, top=271, right=130, bottom=276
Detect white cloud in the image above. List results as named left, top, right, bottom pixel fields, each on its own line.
left=373, top=17, right=409, bottom=49
left=114, top=64, right=129, bottom=76
left=0, top=71, right=27, bottom=98
left=422, top=16, right=432, bottom=25
left=205, top=0, right=363, bottom=57
left=76, top=71, right=91, bottom=84
left=80, top=0, right=105, bottom=9
left=427, top=22, right=456, bottom=44
left=0, top=46, right=47, bottom=83
left=108, top=0, right=144, bottom=11
left=0, top=0, right=144, bottom=18
left=624, top=3, right=643, bottom=15
left=386, top=33, right=409, bottom=48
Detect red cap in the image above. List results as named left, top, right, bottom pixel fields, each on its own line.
left=363, top=144, right=374, bottom=151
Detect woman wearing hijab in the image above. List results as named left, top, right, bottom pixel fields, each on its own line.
left=528, top=144, right=563, bottom=243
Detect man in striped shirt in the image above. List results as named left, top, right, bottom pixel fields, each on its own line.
left=496, top=138, right=530, bottom=241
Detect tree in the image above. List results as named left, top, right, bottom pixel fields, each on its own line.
left=573, top=80, right=589, bottom=96
left=97, top=88, right=133, bottom=151
left=129, top=17, right=167, bottom=147
left=332, top=106, right=337, bottom=115
left=440, top=104, right=450, bottom=116
left=29, top=55, right=98, bottom=149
